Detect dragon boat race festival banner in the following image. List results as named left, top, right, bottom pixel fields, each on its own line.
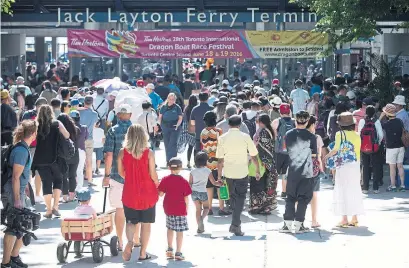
left=67, top=30, right=328, bottom=59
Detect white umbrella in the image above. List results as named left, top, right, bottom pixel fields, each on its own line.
left=93, top=77, right=130, bottom=93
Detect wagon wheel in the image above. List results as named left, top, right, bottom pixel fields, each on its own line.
left=57, top=242, right=69, bottom=263
left=92, top=241, right=104, bottom=263
left=74, top=241, right=84, bottom=257
left=110, top=236, right=119, bottom=256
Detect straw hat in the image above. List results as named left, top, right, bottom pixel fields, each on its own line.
left=383, top=103, right=397, bottom=117
left=337, top=112, right=355, bottom=127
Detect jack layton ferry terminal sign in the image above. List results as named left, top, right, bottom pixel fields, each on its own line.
left=57, top=8, right=318, bottom=27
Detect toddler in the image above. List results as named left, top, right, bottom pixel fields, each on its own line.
left=189, top=152, right=221, bottom=233
left=93, top=120, right=105, bottom=175
left=158, top=157, right=192, bottom=261
left=74, top=188, right=97, bottom=219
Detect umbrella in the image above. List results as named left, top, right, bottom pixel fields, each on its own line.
left=93, top=77, right=130, bottom=93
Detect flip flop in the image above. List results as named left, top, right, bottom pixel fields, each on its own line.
left=336, top=222, right=349, bottom=228
left=348, top=222, right=359, bottom=227
left=122, top=242, right=133, bottom=261
left=133, top=243, right=141, bottom=248
left=43, top=213, right=53, bottom=219
left=138, top=253, right=152, bottom=261
left=311, top=224, right=321, bottom=228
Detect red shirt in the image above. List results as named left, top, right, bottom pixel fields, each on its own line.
left=158, top=174, right=192, bottom=216
left=122, top=149, right=158, bottom=210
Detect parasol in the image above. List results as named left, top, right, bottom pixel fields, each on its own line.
left=93, top=77, right=130, bottom=93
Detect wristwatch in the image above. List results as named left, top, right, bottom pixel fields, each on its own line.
left=104, top=174, right=111, bottom=178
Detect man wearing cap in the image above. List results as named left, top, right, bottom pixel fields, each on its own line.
left=216, top=115, right=260, bottom=236
left=146, top=83, right=163, bottom=110
left=79, top=96, right=99, bottom=186
left=392, top=95, right=409, bottom=164
left=217, top=105, right=249, bottom=135
left=394, top=81, right=402, bottom=96
left=352, top=97, right=373, bottom=131
left=220, top=80, right=231, bottom=93
left=103, top=104, right=139, bottom=249
left=1, top=90, right=17, bottom=146
left=93, top=87, right=109, bottom=131
left=289, top=80, right=310, bottom=116
left=9, top=76, right=32, bottom=100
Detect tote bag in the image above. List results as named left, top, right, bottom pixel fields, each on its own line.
left=326, top=131, right=357, bottom=169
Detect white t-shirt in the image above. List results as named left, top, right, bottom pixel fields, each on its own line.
left=93, top=128, right=105, bottom=148
left=290, top=88, right=310, bottom=115
left=190, top=167, right=211, bottom=192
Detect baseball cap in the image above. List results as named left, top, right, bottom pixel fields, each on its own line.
left=146, top=83, right=155, bottom=90
left=137, top=80, right=144, bottom=87
left=35, top=97, right=48, bottom=106
left=70, top=99, right=80, bottom=106
left=117, top=103, right=132, bottom=114
left=271, top=96, right=282, bottom=108
left=1, top=89, right=9, bottom=100
left=336, top=71, right=342, bottom=75
left=279, top=103, right=291, bottom=115
left=168, top=157, right=182, bottom=169
left=16, top=76, right=24, bottom=82
left=69, top=110, right=80, bottom=120
left=222, top=79, right=229, bottom=86
left=84, top=95, right=94, bottom=105
left=259, top=96, right=269, bottom=107
left=362, top=97, right=374, bottom=106
left=218, top=96, right=228, bottom=104
left=346, top=91, right=356, bottom=100
left=76, top=187, right=91, bottom=202
left=272, top=79, right=280, bottom=85
left=211, top=89, right=218, bottom=94
left=253, top=80, right=260, bottom=85
left=394, top=81, right=402, bottom=86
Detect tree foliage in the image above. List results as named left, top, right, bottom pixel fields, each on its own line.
left=292, top=0, right=409, bottom=48
left=367, top=52, right=402, bottom=106
left=1, top=0, right=14, bottom=15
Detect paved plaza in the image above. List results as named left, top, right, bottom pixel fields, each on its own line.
left=3, top=145, right=409, bottom=268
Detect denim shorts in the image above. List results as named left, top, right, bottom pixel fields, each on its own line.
left=191, top=191, right=208, bottom=202
left=94, top=147, right=104, bottom=161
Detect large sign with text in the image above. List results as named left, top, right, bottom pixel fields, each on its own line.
left=67, top=30, right=328, bottom=59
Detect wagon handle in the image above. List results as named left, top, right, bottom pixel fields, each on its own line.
left=102, top=185, right=109, bottom=214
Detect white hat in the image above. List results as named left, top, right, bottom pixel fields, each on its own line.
left=116, top=103, right=132, bottom=114
left=146, top=83, right=155, bottom=90
left=346, top=91, right=356, bottom=100
left=392, top=95, right=406, bottom=106
left=108, top=90, right=119, bottom=97
left=271, top=96, right=282, bottom=107
left=222, top=79, right=229, bottom=85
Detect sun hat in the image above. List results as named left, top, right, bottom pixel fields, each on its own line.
left=392, top=95, right=406, bottom=106
left=1, top=89, right=10, bottom=100
left=271, top=96, right=282, bottom=108
left=383, top=103, right=397, bottom=117
left=337, top=112, right=355, bottom=127
left=117, top=103, right=132, bottom=114
left=76, top=187, right=91, bottom=202
left=217, top=96, right=228, bottom=105
left=279, top=103, right=291, bottom=115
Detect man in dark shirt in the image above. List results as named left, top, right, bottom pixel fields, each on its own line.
left=280, top=111, right=317, bottom=234
left=155, top=77, right=170, bottom=102
left=183, top=73, right=196, bottom=100
left=190, top=92, right=213, bottom=153
left=1, top=90, right=17, bottom=145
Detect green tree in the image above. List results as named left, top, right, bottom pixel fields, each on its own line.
left=1, top=0, right=15, bottom=15
left=292, top=0, right=409, bottom=48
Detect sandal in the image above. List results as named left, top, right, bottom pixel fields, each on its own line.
left=166, top=248, right=174, bottom=259
left=175, top=252, right=185, bottom=261
left=122, top=242, right=133, bottom=261
left=336, top=222, right=349, bottom=228
left=43, top=213, right=53, bottom=219
left=133, top=243, right=141, bottom=248
left=348, top=221, right=359, bottom=227
left=138, top=253, right=152, bottom=261
left=311, top=223, right=321, bottom=228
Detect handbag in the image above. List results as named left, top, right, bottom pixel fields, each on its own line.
left=326, top=131, right=357, bottom=169
left=57, top=132, right=75, bottom=160
left=248, top=156, right=266, bottom=177
left=146, top=113, right=157, bottom=141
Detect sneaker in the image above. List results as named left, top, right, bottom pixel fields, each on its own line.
left=34, top=196, right=43, bottom=203
left=218, top=209, right=232, bottom=216
left=175, top=252, right=185, bottom=261
left=208, top=209, right=214, bottom=216
left=281, top=192, right=287, bottom=198
left=294, top=221, right=310, bottom=234
left=1, top=263, right=11, bottom=268
left=279, top=223, right=292, bottom=233
left=166, top=247, right=174, bottom=259
left=398, top=187, right=406, bottom=192
left=11, top=256, right=28, bottom=268
left=362, top=190, right=368, bottom=194
left=95, top=169, right=100, bottom=175
left=229, top=225, right=244, bottom=236
left=373, top=190, right=380, bottom=194
left=387, top=186, right=397, bottom=192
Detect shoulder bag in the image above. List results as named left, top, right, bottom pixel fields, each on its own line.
left=326, top=131, right=357, bottom=169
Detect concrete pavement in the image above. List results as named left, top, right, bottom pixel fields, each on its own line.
left=3, top=144, right=409, bottom=268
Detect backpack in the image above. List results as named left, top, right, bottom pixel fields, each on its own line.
left=1, top=143, right=30, bottom=193
left=242, top=112, right=257, bottom=139
left=360, top=119, right=379, bottom=154
left=316, top=109, right=329, bottom=139
left=111, top=111, right=118, bottom=127
left=275, top=118, right=295, bottom=153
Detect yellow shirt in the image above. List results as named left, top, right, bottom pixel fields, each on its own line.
left=334, top=130, right=361, bottom=161
left=216, top=128, right=258, bottom=179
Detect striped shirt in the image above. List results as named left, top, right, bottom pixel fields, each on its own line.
left=200, top=127, right=223, bottom=170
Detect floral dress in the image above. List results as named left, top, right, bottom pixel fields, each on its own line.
left=249, top=128, right=279, bottom=214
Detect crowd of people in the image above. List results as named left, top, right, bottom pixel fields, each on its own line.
left=1, top=66, right=409, bottom=267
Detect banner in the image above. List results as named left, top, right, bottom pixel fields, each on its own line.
left=244, top=31, right=328, bottom=58
left=67, top=30, right=328, bottom=59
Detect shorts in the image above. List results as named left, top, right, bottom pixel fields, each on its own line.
left=166, top=215, right=189, bottom=232
left=313, top=175, right=320, bottom=192
left=206, top=169, right=219, bottom=188
left=124, top=205, right=156, bottom=224
left=276, top=153, right=290, bottom=176
left=94, top=147, right=104, bottom=161
left=191, top=191, right=208, bottom=202
left=386, top=147, right=405, bottom=164
left=85, top=140, right=94, bottom=162
left=109, top=179, right=124, bottom=209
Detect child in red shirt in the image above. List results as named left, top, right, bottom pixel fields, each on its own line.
left=158, top=157, right=192, bottom=261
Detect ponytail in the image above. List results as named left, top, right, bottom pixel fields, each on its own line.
left=13, top=120, right=37, bottom=145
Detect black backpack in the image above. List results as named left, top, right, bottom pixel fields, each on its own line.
left=242, top=112, right=257, bottom=139
left=111, top=111, right=118, bottom=127
left=1, top=143, right=30, bottom=193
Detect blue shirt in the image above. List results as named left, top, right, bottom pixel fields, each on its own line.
left=149, top=91, right=163, bottom=110
left=168, top=84, right=181, bottom=95
left=310, top=84, right=321, bottom=97
left=208, top=96, right=217, bottom=106
left=103, top=120, right=132, bottom=184
left=79, top=108, right=99, bottom=140
left=4, top=141, right=31, bottom=196
left=396, top=109, right=409, bottom=131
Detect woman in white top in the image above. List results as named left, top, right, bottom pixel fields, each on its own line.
left=357, top=105, right=384, bottom=194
